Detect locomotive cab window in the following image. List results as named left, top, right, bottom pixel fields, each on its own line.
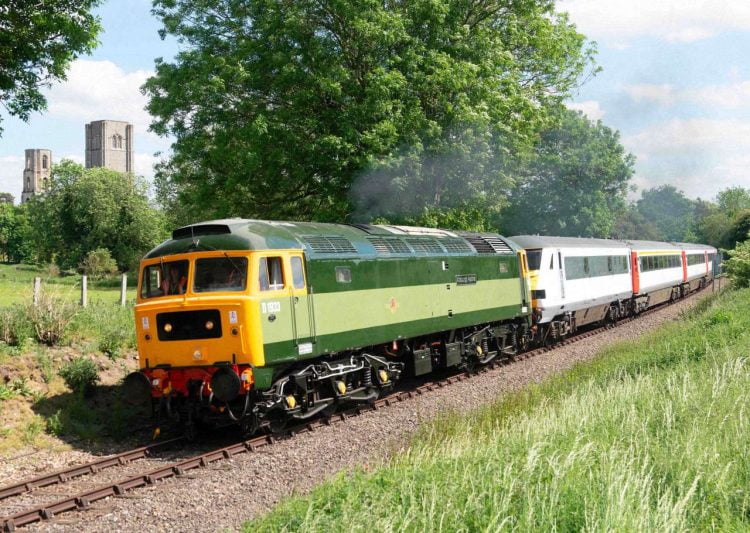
left=141, top=260, right=188, bottom=298
left=291, top=256, right=306, bottom=289
left=194, top=257, right=248, bottom=293
left=259, top=257, right=285, bottom=291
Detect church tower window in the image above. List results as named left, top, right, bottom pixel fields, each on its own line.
left=42, top=155, right=48, bottom=169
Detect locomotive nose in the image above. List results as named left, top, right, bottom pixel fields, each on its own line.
left=122, top=371, right=152, bottom=405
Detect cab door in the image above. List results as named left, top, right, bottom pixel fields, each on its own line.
left=288, top=253, right=315, bottom=358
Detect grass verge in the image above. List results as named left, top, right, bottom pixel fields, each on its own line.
left=245, top=288, right=750, bottom=532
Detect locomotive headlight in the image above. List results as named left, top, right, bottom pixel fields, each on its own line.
left=163, top=323, right=173, bottom=333
left=205, top=320, right=214, bottom=330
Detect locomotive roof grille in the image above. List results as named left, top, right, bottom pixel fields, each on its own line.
left=466, top=236, right=514, bottom=254
left=172, top=224, right=231, bottom=240
left=442, top=239, right=474, bottom=254
left=302, top=236, right=358, bottom=254
left=404, top=238, right=445, bottom=254
left=367, top=237, right=412, bottom=254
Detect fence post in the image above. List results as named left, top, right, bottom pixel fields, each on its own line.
left=81, top=275, right=88, bottom=307
left=120, top=274, right=127, bottom=306
left=33, top=277, right=41, bottom=306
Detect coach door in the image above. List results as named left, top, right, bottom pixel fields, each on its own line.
left=557, top=249, right=565, bottom=299
left=288, top=253, right=314, bottom=356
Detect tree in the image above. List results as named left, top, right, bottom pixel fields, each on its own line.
left=80, top=248, right=118, bottom=278
left=612, top=206, right=662, bottom=241
left=0, top=1, right=101, bottom=135
left=725, top=240, right=750, bottom=289
left=717, top=186, right=750, bottom=218
left=0, top=202, right=33, bottom=263
left=501, top=109, right=634, bottom=237
left=26, top=160, right=167, bottom=270
left=145, top=0, right=597, bottom=223
left=728, top=210, right=750, bottom=248
left=635, top=185, right=696, bottom=242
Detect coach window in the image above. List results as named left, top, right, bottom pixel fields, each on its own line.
left=259, top=257, right=285, bottom=291
left=549, top=254, right=554, bottom=269
left=290, top=256, right=306, bottom=289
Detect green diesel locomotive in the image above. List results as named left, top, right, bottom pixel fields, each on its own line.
left=124, top=219, right=532, bottom=434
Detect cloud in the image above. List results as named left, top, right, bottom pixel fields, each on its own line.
left=624, top=84, right=676, bottom=106
left=567, top=100, right=605, bottom=120
left=44, top=59, right=165, bottom=146
left=0, top=156, right=24, bottom=201
left=624, top=80, right=750, bottom=109
left=623, top=118, right=750, bottom=199
left=559, top=0, right=750, bottom=44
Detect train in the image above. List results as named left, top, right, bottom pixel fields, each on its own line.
left=122, top=220, right=718, bottom=436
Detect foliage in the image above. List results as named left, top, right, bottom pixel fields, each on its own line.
left=71, top=303, right=136, bottom=358
left=635, top=185, right=697, bottom=242
left=501, top=108, right=634, bottom=237
left=0, top=0, right=102, bottom=135
left=0, top=304, right=33, bottom=346
left=611, top=205, right=661, bottom=241
left=725, top=240, right=750, bottom=288
left=0, top=377, right=34, bottom=401
left=58, top=356, right=99, bottom=395
left=80, top=248, right=118, bottom=279
left=717, top=186, right=750, bottom=218
left=0, top=202, right=34, bottom=263
left=246, top=288, right=750, bottom=532
left=25, top=160, right=167, bottom=270
left=145, top=0, right=597, bottom=223
left=727, top=210, right=750, bottom=247
left=27, top=291, right=78, bottom=345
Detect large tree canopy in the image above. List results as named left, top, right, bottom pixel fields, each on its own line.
left=26, top=161, right=167, bottom=270
left=501, top=108, right=634, bottom=237
left=0, top=0, right=101, bottom=135
left=146, top=0, right=596, bottom=223
left=635, top=185, right=697, bottom=243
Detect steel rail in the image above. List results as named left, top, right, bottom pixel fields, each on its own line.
left=0, top=437, right=185, bottom=501
left=1, top=284, right=715, bottom=532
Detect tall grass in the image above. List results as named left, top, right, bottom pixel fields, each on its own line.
left=246, top=289, right=750, bottom=532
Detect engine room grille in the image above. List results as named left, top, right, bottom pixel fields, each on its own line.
left=441, top=239, right=474, bottom=254
left=367, top=237, right=412, bottom=254
left=302, top=236, right=357, bottom=254
left=404, top=238, right=444, bottom=254
left=465, top=236, right=514, bottom=254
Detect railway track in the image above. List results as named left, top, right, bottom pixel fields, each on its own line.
left=0, top=283, right=719, bottom=532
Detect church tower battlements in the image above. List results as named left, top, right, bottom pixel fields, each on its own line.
left=85, top=120, right=134, bottom=173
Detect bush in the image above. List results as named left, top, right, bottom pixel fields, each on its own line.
left=0, top=305, right=33, bottom=346
left=59, top=356, right=99, bottom=396
left=72, top=304, right=135, bottom=358
left=80, top=248, right=118, bottom=279
left=725, top=240, right=750, bottom=288
left=27, top=292, right=78, bottom=345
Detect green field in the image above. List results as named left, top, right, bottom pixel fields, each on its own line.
left=245, top=288, right=750, bottom=532
left=0, top=264, right=137, bottom=307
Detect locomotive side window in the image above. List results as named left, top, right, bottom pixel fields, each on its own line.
left=335, top=266, right=352, bottom=283
left=141, top=260, right=189, bottom=298
left=259, top=257, right=285, bottom=291
left=291, top=256, right=306, bottom=289
left=194, top=257, right=248, bottom=292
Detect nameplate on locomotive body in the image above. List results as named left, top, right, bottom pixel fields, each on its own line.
left=455, top=274, right=477, bottom=285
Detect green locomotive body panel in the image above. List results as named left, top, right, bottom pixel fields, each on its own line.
left=144, top=219, right=531, bottom=374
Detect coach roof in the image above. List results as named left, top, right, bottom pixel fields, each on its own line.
left=509, top=235, right=630, bottom=250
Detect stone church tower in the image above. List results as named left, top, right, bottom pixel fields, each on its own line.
left=21, top=149, right=52, bottom=203
left=85, top=120, right=134, bottom=173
